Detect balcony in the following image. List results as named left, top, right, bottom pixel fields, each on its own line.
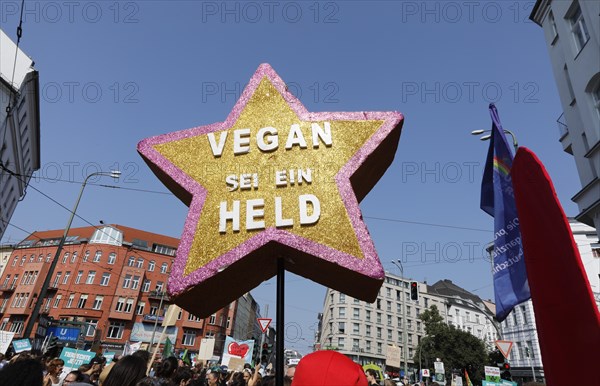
left=147, top=291, right=170, bottom=301
left=143, top=314, right=164, bottom=323
left=0, top=285, right=16, bottom=293
left=557, top=113, right=569, bottom=140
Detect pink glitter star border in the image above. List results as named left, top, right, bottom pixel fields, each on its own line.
left=138, top=63, right=403, bottom=300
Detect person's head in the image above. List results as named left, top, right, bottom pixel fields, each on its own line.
left=383, top=380, right=396, bottom=386
left=173, top=367, right=193, bottom=386
left=46, top=358, right=65, bottom=376
left=88, top=356, right=106, bottom=374
left=63, top=370, right=84, bottom=385
left=292, top=351, right=367, bottom=386
left=0, top=357, right=44, bottom=386
left=136, top=376, right=163, bottom=386
left=285, top=364, right=296, bottom=378
left=155, top=356, right=178, bottom=379
left=243, top=367, right=253, bottom=383
left=132, top=350, right=151, bottom=366
left=206, top=371, right=220, bottom=386
left=102, top=355, right=147, bottom=386
left=364, top=369, right=377, bottom=383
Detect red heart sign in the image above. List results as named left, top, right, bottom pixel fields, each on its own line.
left=228, top=342, right=250, bottom=358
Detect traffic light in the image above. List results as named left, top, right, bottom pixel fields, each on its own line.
left=410, top=281, right=419, bottom=301
left=501, top=362, right=512, bottom=380
left=261, top=343, right=273, bottom=363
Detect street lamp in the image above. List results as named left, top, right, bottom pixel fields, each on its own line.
left=23, top=170, right=121, bottom=339
left=470, top=129, right=519, bottom=151
left=391, top=259, right=408, bottom=381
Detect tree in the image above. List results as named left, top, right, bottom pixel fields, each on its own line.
left=413, top=305, right=488, bottom=384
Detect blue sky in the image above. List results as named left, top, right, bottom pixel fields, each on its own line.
left=1, top=1, right=581, bottom=354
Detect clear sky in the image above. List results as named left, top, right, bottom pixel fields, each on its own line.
left=1, top=1, right=581, bottom=355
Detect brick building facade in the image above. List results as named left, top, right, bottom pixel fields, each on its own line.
left=0, top=224, right=232, bottom=357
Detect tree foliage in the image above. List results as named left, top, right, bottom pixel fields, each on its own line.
left=413, top=305, right=488, bottom=384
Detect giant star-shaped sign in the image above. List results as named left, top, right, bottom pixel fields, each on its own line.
left=138, top=64, right=403, bottom=317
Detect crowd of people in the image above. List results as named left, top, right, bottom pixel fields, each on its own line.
left=0, top=350, right=547, bottom=386
left=0, top=349, right=301, bottom=386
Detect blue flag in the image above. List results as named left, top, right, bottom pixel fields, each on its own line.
left=480, top=103, right=530, bottom=321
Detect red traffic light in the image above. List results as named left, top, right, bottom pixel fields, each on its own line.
left=262, top=343, right=269, bottom=349
left=503, top=363, right=510, bottom=370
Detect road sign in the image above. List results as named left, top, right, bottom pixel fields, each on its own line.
left=258, top=318, right=272, bottom=333
left=495, top=340, right=514, bottom=359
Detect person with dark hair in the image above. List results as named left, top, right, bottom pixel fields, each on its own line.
left=132, top=350, right=152, bottom=366
left=0, top=357, right=44, bottom=386
left=44, top=358, right=65, bottom=386
left=172, top=367, right=193, bottom=386
left=62, top=370, right=85, bottom=385
left=156, top=357, right=179, bottom=378
left=136, top=377, right=164, bottom=386
left=364, top=369, right=379, bottom=386
left=102, top=355, right=147, bottom=386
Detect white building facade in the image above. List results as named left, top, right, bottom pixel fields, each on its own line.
left=530, top=0, right=600, bottom=239
left=0, top=29, right=41, bottom=240
left=316, top=274, right=498, bottom=378
left=500, top=219, right=598, bottom=383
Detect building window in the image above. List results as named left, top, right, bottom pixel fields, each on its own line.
left=116, top=297, right=125, bottom=312
left=107, top=321, right=125, bottom=339
left=365, top=310, right=371, bottom=322
left=124, top=299, right=134, bottom=313
left=93, top=251, right=102, bottom=263
left=20, top=256, right=25, bottom=266
left=376, top=313, right=382, bottom=324
left=85, top=319, right=98, bottom=337
left=353, top=323, right=360, bottom=334
left=11, top=256, right=18, bottom=267
left=136, top=301, right=145, bottom=315
left=353, top=308, right=360, bottom=319
left=62, top=272, right=71, bottom=285
left=128, top=256, right=135, bottom=267
left=132, top=276, right=140, bottom=290
left=182, top=329, right=197, bottom=346
left=377, top=342, right=382, bottom=354
left=209, top=314, right=216, bottom=324
left=53, top=295, right=62, bottom=308
left=148, top=261, right=155, bottom=272
left=353, top=338, right=360, bottom=351
left=338, top=322, right=345, bottom=333
left=108, top=253, right=116, bottom=265
left=123, top=275, right=132, bottom=288
left=86, top=271, right=96, bottom=284
left=71, top=252, right=77, bottom=263
left=9, top=317, right=25, bottom=334
left=568, top=3, right=590, bottom=53
left=92, top=296, right=103, bottom=310
left=62, top=252, right=69, bottom=264
left=339, top=307, right=346, bottom=318
left=100, top=273, right=111, bottom=286
left=66, top=294, right=75, bottom=308
left=377, top=327, right=382, bottom=339
left=83, top=250, right=90, bottom=262
left=339, top=293, right=345, bottom=303
left=365, top=325, right=371, bottom=336
left=137, top=258, right=144, bottom=268
left=90, top=226, right=123, bottom=246
left=386, top=301, right=392, bottom=312
left=521, top=306, right=528, bottom=324
left=387, top=329, right=393, bottom=340
left=52, top=272, right=62, bottom=287
left=156, top=282, right=164, bottom=292
left=387, top=315, right=392, bottom=326
left=77, top=294, right=88, bottom=308
left=338, top=337, right=345, bottom=348
left=366, top=340, right=371, bottom=351
left=564, top=64, right=576, bottom=103
left=161, top=263, right=168, bottom=274
left=142, top=280, right=151, bottom=292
